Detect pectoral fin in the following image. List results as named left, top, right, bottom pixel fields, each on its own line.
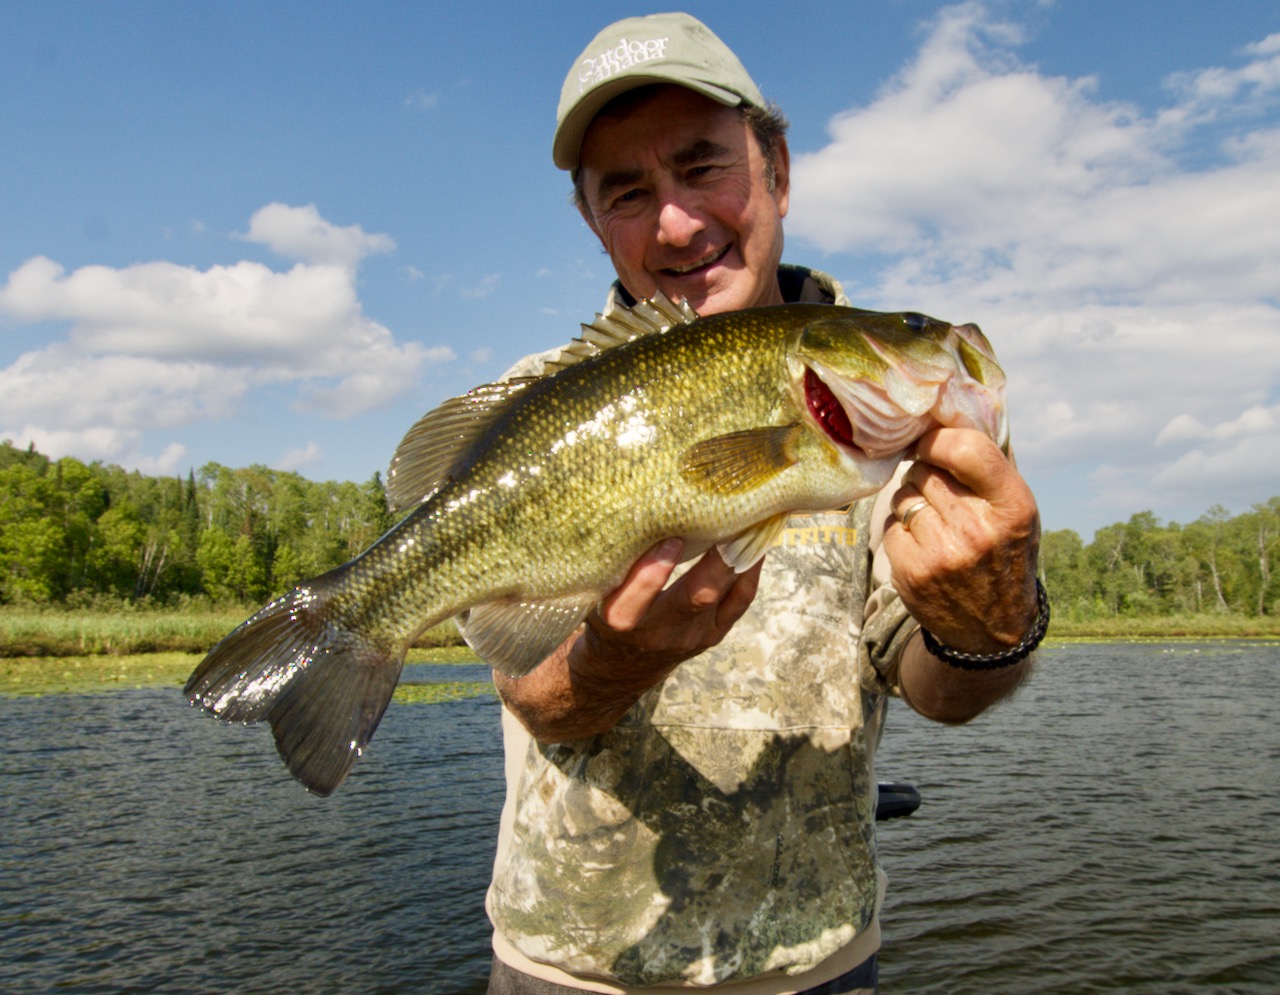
left=681, top=425, right=802, bottom=495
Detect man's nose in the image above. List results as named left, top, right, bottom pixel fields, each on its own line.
left=655, top=193, right=705, bottom=247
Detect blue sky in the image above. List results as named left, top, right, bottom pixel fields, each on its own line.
left=2, top=0, right=1278, bottom=539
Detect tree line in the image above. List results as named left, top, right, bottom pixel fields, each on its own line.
left=0, top=441, right=394, bottom=607
left=1040, top=500, right=1279, bottom=621
left=1, top=440, right=1277, bottom=617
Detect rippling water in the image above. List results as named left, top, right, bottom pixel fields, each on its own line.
left=2, top=644, right=1277, bottom=993
left=875, top=642, right=1280, bottom=994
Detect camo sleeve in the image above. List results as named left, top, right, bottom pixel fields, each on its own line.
left=500, top=347, right=561, bottom=381
left=855, top=463, right=918, bottom=699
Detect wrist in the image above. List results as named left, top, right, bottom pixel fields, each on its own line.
left=920, top=579, right=1050, bottom=671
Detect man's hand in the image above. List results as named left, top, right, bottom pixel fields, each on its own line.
left=495, top=540, right=762, bottom=742
left=590, top=538, right=761, bottom=664
left=884, top=427, right=1041, bottom=722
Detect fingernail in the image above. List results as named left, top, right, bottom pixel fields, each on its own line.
left=655, top=538, right=683, bottom=564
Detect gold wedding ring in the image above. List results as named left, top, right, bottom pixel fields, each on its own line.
left=900, top=499, right=929, bottom=533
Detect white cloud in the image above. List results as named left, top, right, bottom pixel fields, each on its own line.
left=0, top=204, right=451, bottom=469
left=460, top=273, right=501, bottom=299
left=405, top=87, right=439, bottom=111
left=1147, top=403, right=1280, bottom=502
left=1156, top=405, right=1278, bottom=447
left=134, top=442, right=189, bottom=476
left=0, top=345, right=243, bottom=429
left=787, top=2, right=1280, bottom=530
left=279, top=441, right=323, bottom=471
left=240, top=202, right=395, bottom=268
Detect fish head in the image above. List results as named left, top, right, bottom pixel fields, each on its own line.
left=791, top=309, right=1009, bottom=467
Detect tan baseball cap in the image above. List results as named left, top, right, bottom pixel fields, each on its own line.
left=553, top=12, right=765, bottom=170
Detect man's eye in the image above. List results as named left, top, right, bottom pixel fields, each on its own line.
left=607, top=188, right=645, bottom=211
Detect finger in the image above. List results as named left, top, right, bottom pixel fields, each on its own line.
left=598, top=538, right=683, bottom=630
left=714, top=559, right=763, bottom=630
left=891, top=481, right=926, bottom=521
left=653, top=547, right=739, bottom=615
left=895, top=497, right=934, bottom=538
left=910, top=428, right=1011, bottom=502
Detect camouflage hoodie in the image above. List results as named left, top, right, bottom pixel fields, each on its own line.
left=486, top=266, right=918, bottom=991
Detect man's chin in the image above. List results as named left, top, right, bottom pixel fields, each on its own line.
left=654, top=278, right=740, bottom=317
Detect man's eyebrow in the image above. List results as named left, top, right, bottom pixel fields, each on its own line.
left=672, top=139, right=733, bottom=168
left=592, top=139, right=736, bottom=204
left=594, top=167, right=645, bottom=204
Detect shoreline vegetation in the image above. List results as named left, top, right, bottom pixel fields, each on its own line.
left=0, top=609, right=485, bottom=698
left=3, top=606, right=1279, bottom=661
left=2, top=607, right=1276, bottom=698
left=0, top=607, right=467, bottom=658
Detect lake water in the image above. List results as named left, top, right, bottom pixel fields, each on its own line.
left=1, top=642, right=1277, bottom=994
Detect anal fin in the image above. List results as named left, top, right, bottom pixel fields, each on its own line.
left=459, top=597, right=595, bottom=678
left=718, top=514, right=790, bottom=572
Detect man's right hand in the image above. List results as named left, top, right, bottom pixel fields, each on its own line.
left=494, top=539, right=763, bottom=743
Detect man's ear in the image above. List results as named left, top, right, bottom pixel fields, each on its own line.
left=772, top=136, right=791, bottom=218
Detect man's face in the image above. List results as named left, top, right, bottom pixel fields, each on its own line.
left=577, top=86, right=790, bottom=316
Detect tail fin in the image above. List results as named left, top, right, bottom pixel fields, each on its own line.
left=184, top=583, right=404, bottom=797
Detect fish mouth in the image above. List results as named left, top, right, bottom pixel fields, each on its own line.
left=659, top=244, right=730, bottom=278
left=804, top=367, right=859, bottom=452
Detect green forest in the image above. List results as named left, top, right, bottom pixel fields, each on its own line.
left=2, top=439, right=1278, bottom=623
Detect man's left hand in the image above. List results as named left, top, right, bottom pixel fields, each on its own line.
left=884, top=427, right=1041, bottom=656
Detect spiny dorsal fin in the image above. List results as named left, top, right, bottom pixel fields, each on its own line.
left=681, top=424, right=803, bottom=495
left=385, top=378, right=537, bottom=514
left=542, top=291, right=698, bottom=374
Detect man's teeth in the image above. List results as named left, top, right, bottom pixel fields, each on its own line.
left=666, top=247, right=726, bottom=275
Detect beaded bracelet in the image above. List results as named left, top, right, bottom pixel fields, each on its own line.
left=920, top=579, right=1051, bottom=671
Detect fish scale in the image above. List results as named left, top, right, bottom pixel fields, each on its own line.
left=185, top=294, right=1007, bottom=795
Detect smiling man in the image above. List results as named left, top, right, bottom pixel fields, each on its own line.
left=485, top=14, right=1044, bottom=995
left=573, top=84, right=788, bottom=315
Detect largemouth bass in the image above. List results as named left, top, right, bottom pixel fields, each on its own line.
left=185, top=294, right=1007, bottom=795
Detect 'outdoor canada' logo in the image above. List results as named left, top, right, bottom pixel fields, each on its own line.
left=578, top=36, right=670, bottom=92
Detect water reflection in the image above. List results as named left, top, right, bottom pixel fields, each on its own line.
left=3, top=647, right=1278, bottom=993
left=2, top=664, right=504, bottom=995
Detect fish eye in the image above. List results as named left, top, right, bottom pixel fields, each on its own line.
left=902, top=313, right=928, bottom=332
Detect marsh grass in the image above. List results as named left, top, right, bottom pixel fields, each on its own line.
left=0, top=606, right=481, bottom=697
left=0, top=607, right=465, bottom=657
left=1048, top=613, right=1280, bottom=640
left=0, top=652, right=202, bottom=696
left=0, top=608, right=245, bottom=657
left=1, top=648, right=488, bottom=698
left=4, top=605, right=1273, bottom=698
left=392, top=681, right=494, bottom=705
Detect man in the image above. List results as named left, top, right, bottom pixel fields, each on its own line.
left=486, top=13, right=1043, bottom=994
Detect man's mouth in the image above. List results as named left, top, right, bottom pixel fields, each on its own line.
left=661, top=245, right=729, bottom=277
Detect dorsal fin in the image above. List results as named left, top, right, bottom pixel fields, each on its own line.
left=385, top=378, right=537, bottom=514
left=385, top=292, right=698, bottom=512
left=541, top=291, right=698, bottom=374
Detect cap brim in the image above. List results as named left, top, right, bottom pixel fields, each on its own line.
left=553, top=76, right=747, bottom=171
